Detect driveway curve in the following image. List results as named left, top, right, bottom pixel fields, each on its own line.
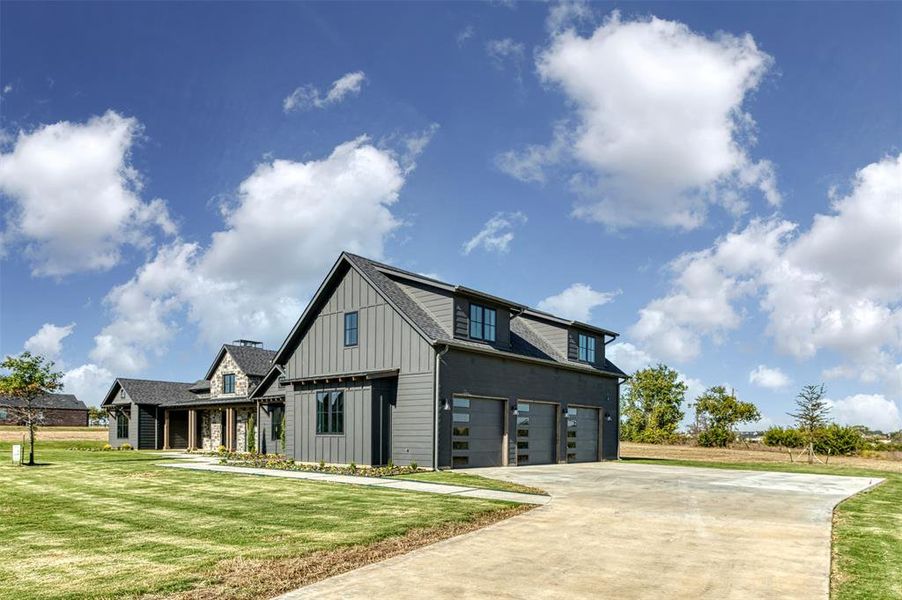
left=280, top=462, right=880, bottom=600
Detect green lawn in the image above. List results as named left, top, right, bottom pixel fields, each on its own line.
left=623, top=457, right=901, bottom=600
left=390, top=470, right=547, bottom=496
left=0, top=441, right=516, bottom=599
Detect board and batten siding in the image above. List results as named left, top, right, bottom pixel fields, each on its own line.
left=394, top=279, right=454, bottom=336
left=392, top=372, right=435, bottom=467
left=285, top=266, right=435, bottom=380
left=109, top=401, right=139, bottom=448
left=287, top=381, right=372, bottom=465
left=279, top=263, right=437, bottom=468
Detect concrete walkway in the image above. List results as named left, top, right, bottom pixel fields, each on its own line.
left=280, top=462, right=881, bottom=600
left=156, top=455, right=549, bottom=505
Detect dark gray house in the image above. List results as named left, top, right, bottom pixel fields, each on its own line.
left=0, top=393, right=88, bottom=426
left=101, top=342, right=278, bottom=450
left=250, top=253, right=626, bottom=469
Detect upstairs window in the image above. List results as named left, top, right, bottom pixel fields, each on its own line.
left=344, top=311, right=358, bottom=346
left=316, top=391, right=344, bottom=434
left=578, top=334, right=596, bottom=363
left=469, top=303, right=496, bottom=342
left=222, top=373, right=236, bottom=394
left=117, top=412, right=128, bottom=438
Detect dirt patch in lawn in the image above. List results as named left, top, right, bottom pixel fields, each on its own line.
left=153, top=505, right=532, bottom=600
left=0, top=427, right=107, bottom=442
left=621, top=442, right=902, bottom=474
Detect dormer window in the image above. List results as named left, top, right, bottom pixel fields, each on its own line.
left=578, top=334, right=596, bottom=363
left=469, top=303, right=496, bottom=342
left=223, top=373, right=236, bottom=394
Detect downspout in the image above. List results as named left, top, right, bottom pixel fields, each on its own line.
left=433, top=343, right=450, bottom=471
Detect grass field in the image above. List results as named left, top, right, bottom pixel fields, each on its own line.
left=0, top=440, right=520, bottom=600
left=390, top=470, right=547, bottom=496
left=621, top=445, right=902, bottom=600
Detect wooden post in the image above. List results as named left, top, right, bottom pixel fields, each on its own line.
left=188, top=409, right=197, bottom=450
left=163, top=410, right=170, bottom=450
left=227, top=408, right=235, bottom=451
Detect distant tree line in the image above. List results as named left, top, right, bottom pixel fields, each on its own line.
left=619, top=365, right=880, bottom=460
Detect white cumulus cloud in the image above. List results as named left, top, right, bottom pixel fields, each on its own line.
left=500, top=11, right=779, bottom=229
left=828, top=394, right=902, bottom=433
left=90, top=135, right=419, bottom=373
left=631, top=154, right=902, bottom=393
left=0, top=111, right=176, bottom=276
left=283, top=71, right=366, bottom=112
left=749, top=365, right=791, bottom=390
left=537, top=283, right=618, bottom=322
left=62, top=363, right=114, bottom=408
left=462, top=211, right=527, bottom=255
left=24, top=322, right=75, bottom=361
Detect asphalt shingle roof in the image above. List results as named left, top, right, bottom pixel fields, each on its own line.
left=223, top=345, right=277, bottom=377
left=345, top=253, right=626, bottom=378
left=116, top=379, right=196, bottom=406
left=0, top=393, right=87, bottom=411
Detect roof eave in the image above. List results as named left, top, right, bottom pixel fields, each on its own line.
left=440, top=339, right=624, bottom=379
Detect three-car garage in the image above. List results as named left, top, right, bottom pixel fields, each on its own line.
left=449, top=395, right=603, bottom=468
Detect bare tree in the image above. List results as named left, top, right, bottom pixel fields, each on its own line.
left=788, top=383, right=830, bottom=464
left=0, top=352, right=64, bottom=466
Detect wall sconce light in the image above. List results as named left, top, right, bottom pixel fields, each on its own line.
left=441, top=397, right=450, bottom=411
left=605, top=413, right=614, bottom=423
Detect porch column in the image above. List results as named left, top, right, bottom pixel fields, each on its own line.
left=226, top=408, right=235, bottom=451
left=188, top=409, right=197, bottom=450
left=163, top=410, right=170, bottom=450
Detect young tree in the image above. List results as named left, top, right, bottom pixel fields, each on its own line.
left=762, top=426, right=805, bottom=461
left=788, top=383, right=830, bottom=464
left=0, top=352, right=64, bottom=466
left=694, top=386, right=761, bottom=447
left=620, top=364, right=687, bottom=444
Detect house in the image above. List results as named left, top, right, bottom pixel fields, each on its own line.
left=249, top=253, right=627, bottom=469
left=0, top=393, right=88, bottom=426
left=100, top=341, right=278, bottom=450
left=101, top=252, right=627, bottom=469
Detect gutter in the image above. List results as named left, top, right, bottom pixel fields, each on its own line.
left=433, top=343, right=450, bottom=471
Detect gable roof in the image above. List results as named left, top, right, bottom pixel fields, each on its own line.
left=203, top=344, right=276, bottom=380
left=0, top=393, right=87, bottom=411
left=271, top=252, right=626, bottom=379
left=101, top=378, right=196, bottom=407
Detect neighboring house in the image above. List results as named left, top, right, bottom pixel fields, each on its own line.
left=0, top=393, right=88, bottom=426
left=250, top=253, right=627, bottom=469
left=100, top=342, right=278, bottom=450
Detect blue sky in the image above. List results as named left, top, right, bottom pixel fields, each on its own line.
left=1, top=1, right=900, bottom=431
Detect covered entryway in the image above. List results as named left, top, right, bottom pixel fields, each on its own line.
left=451, top=396, right=505, bottom=468
left=168, top=410, right=189, bottom=449
left=566, top=406, right=599, bottom=462
left=516, top=401, right=557, bottom=465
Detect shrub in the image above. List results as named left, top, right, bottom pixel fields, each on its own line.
left=217, top=445, right=227, bottom=454
left=697, top=427, right=732, bottom=448
left=348, top=462, right=357, bottom=472
left=119, top=443, right=132, bottom=450
left=409, top=461, right=418, bottom=470
left=763, top=426, right=804, bottom=449
left=319, top=459, right=325, bottom=469
left=246, top=414, right=256, bottom=452
left=101, top=443, right=113, bottom=451
left=814, top=424, right=864, bottom=456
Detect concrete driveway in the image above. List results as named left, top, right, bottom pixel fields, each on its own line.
left=280, top=462, right=880, bottom=600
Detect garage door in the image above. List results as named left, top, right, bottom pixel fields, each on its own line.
left=516, top=402, right=557, bottom=465
left=451, top=397, right=504, bottom=468
left=566, top=407, right=599, bottom=462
